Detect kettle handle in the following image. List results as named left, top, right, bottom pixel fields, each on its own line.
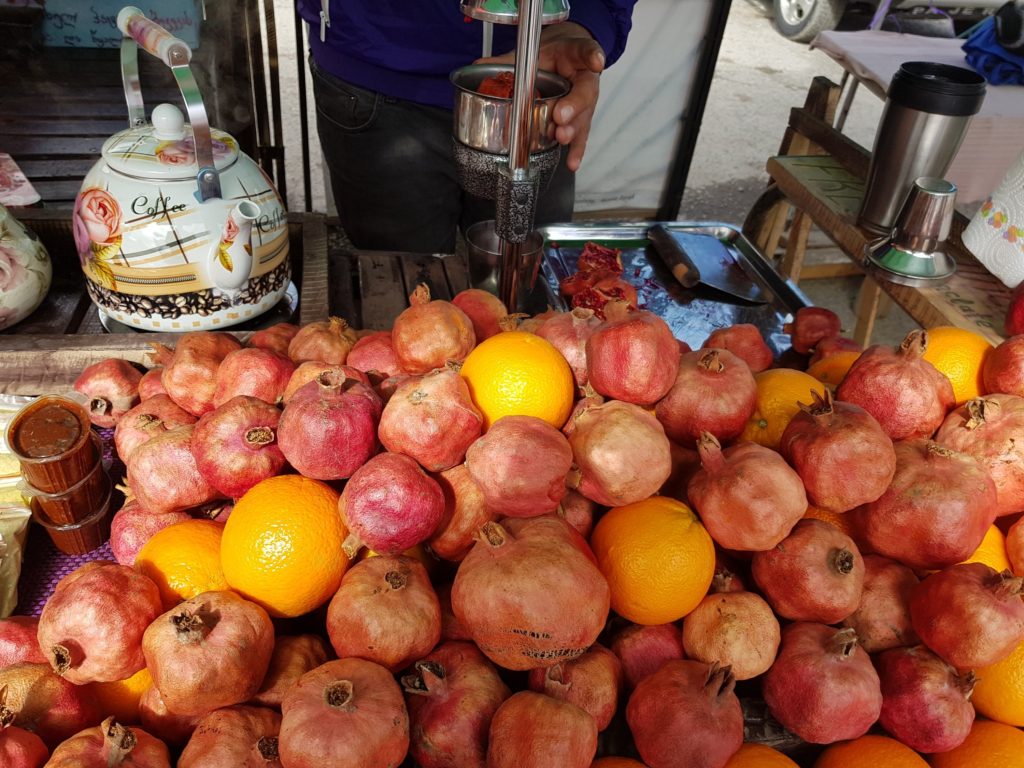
left=117, top=6, right=222, bottom=202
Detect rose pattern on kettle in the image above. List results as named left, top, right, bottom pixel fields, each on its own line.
left=0, top=204, right=52, bottom=331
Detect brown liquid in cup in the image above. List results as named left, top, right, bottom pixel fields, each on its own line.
left=12, top=403, right=83, bottom=458
left=7, top=396, right=98, bottom=497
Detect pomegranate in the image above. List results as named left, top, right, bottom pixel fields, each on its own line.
left=138, top=685, right=201, bottom=747
left=687, top=433, right=807, bottom=551
left=627, top=660, right=742, bottom=768
left=279, top=658, right=409, bottom=768
left=126, top=425, right=222, bottom=514
left=0, top=663, right=100, bottom=748
left=609, top=624, right=685, bottom=690
left=326, top=555, right=441, bottom=672
left=251, top=635, right=331, bottom=709
left=841, top=555, right=920, bottom=654
left=784, top=307, right=842, bottom=355
left=277, top=370, right=381, bottom=480
left=713, top=562, right=746, bottom=593
left=282, top=361, right=371, bottom=404
left=339, top=452, right=445, bottom=557
left=655, top=349, right=758, bottom=444
left=701, top=324, right=774, bottom=373
left=44, top=717, right=170, bottom=767
left=142, top=590, right=274, bottom=716
left=109, top=499, right=191, bottom=567
left=562, top=393, right=605, bottom=438
left=536, top=308, right=601, bottom=389
left=752, top=519, right=865, bottom=624
left=114, top=395, right=196, bottom=465
left=392, top=284, right=476, bottom=374
left=586, top=302, right=681, bottom=405
left=346, top=331, right=403, bottom=378
left=401, top=641, right=511, bottom=768
left=779, top=390, right=896, bottom=513
left=429, top=464, right=495, bottom=562
left=682, top=591, right=780, bottom=681
left=191, top=396, right=286, bottom=499
left=984, top=336, right=1024, bottom=396
left=0, top=684, right=48, bottom=768
left=74, top=358, right=143, bottom=427
left=138, top=368, right=166, bottom=401
left=178, top=705, right=282, bottom=768
left=248, top=322, right=300, bottom=357
left=452, top=288, right=508, bottom=344
left=0, top=617, right=46, bottom=667
left=808, top=335, right=863, bottom=366
left=465, top=415, right=572, bottom=517
left=452, top=517, right=610, bottom=671
left=375, top=373, right=410, bottom=404
left=936, top=395, right=1024, bottom=516
left=528, top=644, right=622, bottom=731
left=836, top=330, right=955, bottom=440
left=568, top=401, right=673, bottom=507
left=488, top=691, right=598, bottom=768
left=570, top=279, right=638, bottom=319
left=287, top=316, right=357, bottom=364
left=437, top=582, right=473, bottom=642
left=1007, top=282, right=1024, bottom=336
left=213, top=347, right=295, bottom=407
left=153, top=332, right=244, bottom=416
left=38, top=562, right=162, bottom=684
left=876, top=646, right=975, bottom=754
left=853, top=440, right=998, bottom=570
left=558, top=490, right=595, bottom=539
left=910, top=563, right=1024, bottom=669
left=660, top=440, right=703, bottom=502
left=1010, top=517, right=1024, bottom=576
left=379, top=368, right=483, bottom=471
left=763, top=624, right=881, bottom=744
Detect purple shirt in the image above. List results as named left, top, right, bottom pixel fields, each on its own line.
left=296, top=0, right=637, bottom=108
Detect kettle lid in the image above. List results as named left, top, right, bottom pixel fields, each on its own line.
left=101, top=104, right=239, bottom=180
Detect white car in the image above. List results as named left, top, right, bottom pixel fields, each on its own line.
left=773, top=0, right=1003, bottom=41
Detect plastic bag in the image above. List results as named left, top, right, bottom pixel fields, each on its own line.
left=0, top=503, right=32, bottom=618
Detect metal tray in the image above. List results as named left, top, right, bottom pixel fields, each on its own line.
left=538, top=221, right=811, bottom=356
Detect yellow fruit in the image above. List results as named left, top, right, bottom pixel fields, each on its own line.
left=806, top=351, right=861, bottom=389
left=929, top=719, right=1024, bottom=768
left=87, top=667, right=152, bottom=724
left=962, top=524, right=1011, bottom=573
left=973, top=638, right=1024, bottom=726
left=921, top=326, right=994, bottom=405
left=590, top=495, right=715, bottom=625
left=135, top=519, right=230, bottom=609
left=460, top=330, right=575, bottom=429
left=725, top=743, right=799, bottom=767
left=221, top=475, right=348, bottom=618
left=813, top=734, right=928, bottom=768
left=738, top=369, right=827, bottom=450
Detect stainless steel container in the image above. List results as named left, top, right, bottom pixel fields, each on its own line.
left=461, top=0, right=570, bottom=24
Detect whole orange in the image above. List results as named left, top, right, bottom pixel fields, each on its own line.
left=929, top=719, right=1024, bottom=768
left=802, top=505, right=857, bottom=540
left=738, top=369, right=826, bottom=450
left=591, top=759, right=648, bottom=767
left=86, top=667, right=152, bottom=724
left=813, top=734, right=927, bottom=767
left=135, top=519, right=230, bottom=609
left=725, top=743, right=799, bottom=767
left=973, top=638, right=1024, bottom=726
left=806, top=351, right=861, bottom=389
left=221, top=475, right=349, bottom=618
left=961, top=524, right=1012, bottom=573
left=921, top=325, right=994, bottom=405
left=590, top=495, right=715, bottom=625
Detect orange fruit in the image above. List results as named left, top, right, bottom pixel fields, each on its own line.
left=813, top=734, right=928, bottom=767
left=921, top=326, right=994, bottom=405
left=590, top=495, right=715, bottom=625
left=805, top=351, right=861, bottom=389
left=591, top=760, right=648, bottom=767
left=962, top=524, right=1011, bottom=573
left=973, top=638, right=1024, bottom=726
left=221, top=475, right=349, bottom=618
left=738, top=369, right=827, bottom=450
left=802, top=505, right=857, bottom=539
left=135, top=519, right=230, bottom=609
left=929, top=719, right=1024, bottom=768
left=87, top=667, right=152, bottom=723
left=460, top=330, right=574, bottom=429
left=725, top=743, right=799, bottom=767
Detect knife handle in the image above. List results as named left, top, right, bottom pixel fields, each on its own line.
left=649, top=224, right=701, bottom=289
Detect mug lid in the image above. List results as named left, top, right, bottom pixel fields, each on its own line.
left=888, top=62, right=986, bottom=117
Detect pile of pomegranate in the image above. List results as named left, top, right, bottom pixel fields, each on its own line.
left=5, top=292, right=1024, bottom=768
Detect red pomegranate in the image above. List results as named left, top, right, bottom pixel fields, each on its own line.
left=701, top=324, right=774, bottom=373
left=682, top=591, right=780, bottom=681
left=1010, top=517, right=1024, bottom=576
left=528, top=644, right=622, bottom=731
left=287, top=317, right=358, bottom=365
left=609, top=623, right=685, bottom=691
left=74, top=358, right=143, bottom=428
left=126, top=425, right=223, bottom=514
left=142, top=590, right=274, bottom=716
left=437, top=582, right=473, bottom=643
left=44, top=717, right=170, bottom=767
left=984, top=336, right=1024, bottom=396
left=660, top=440, right=703, bottom=501
left=153, top=332, right=243, bottom=417
left=402, top=641, right=511, bottom=768
left=536, top=308, right=601, bottom=389
left=853, top=439, right=998, bottom=570
left=688, top=433, right=807, bottom=551
left=279, top=658, right=409, bottom=768
left=0, top=617, right=46, bottom=667
left=251, top=635, right=331, bottom=710
left=392, top=284, right=476, bottom=374
left=345, top=331, right=403, bottom=378
left=557, top=490, right=595, bottom=539
left=178, top=705, right=282, bottom=768
left=627, top=660, right=742, bottom=768
left=0, top=684, right=48, bottom=768
left=784, top=307, right=842, bottom=356
left=429, top=464, right=495, bottom=562
left=109, top=499, right=191, bottom=567
left=487, top=691, right=598, bottom=768
left=281, top=362, right=371, bottom=404
left=752, top=519, right=865, bottom=624
left=452, top=517, right=610, bottom=671
left=213, top=347, right=295, bottom=407
left=138, top=368, right=166, bottom=401
left=762, top=624, right=882, bottom=744
left=248, top=322, right=300, bottom=357
left=0, top=663, right=100, bottom=748
left=465, top=415, right=572, bottom=517
left=809, top=335, right=863, bottom=366
left=655, top=349, right=758, bottom=444
left=114, top=395, right=196, bottom=465
left=562, top=393, right=605, bottom=438
left=779, top=390, right=896, bottom=513
left=452, top=288, right=508, bottom=344
left=841, top=555, right=920, bottom=654
left=836, top=330, right=955, bottom=440
left=138, top=685, right=201, bottom=748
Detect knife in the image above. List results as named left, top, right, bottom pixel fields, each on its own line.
left=647, top=224, right=701, bottom=289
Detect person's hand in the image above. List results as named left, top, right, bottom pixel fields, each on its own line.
left=476, top=22, right=605, bottom=172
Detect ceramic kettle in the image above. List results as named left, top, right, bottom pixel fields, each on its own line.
left=73, top=7, right=289, bottom=331
left=0, top=204, right=51, bottom=331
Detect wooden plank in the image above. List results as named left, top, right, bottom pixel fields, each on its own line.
left=401, top=255, right=453, bottom=302
left=26, top=180, right=81, bottom=205
left=13, top=158, right=96, bottom=179
left=442, top=254, right=471, bottom=295
left=854, top=277, right=883, bottom=346
left=799, top=261, right=863, bottom=280
left=0, top=99, right=130, bottom=118
left=357, top=251, right=409, bottom=330
left=0, top=119, right=127, bottom=137
left=780, top=210, right=812, bottom=283
left=298, top=214, right=329, bottom=326
left=3, top=136, right=105, bottom=156
left=788, top=108, right=870, bottom=179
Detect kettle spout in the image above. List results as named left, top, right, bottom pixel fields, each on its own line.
left=207, top=200, right=260, bottom=296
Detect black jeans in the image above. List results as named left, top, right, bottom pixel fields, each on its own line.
left=310, top=59, right=575, bottom=254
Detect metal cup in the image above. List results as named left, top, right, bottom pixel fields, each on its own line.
left=461, top=0, right=570, bottom=24
left=464, top=219, right=547, bottom=313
